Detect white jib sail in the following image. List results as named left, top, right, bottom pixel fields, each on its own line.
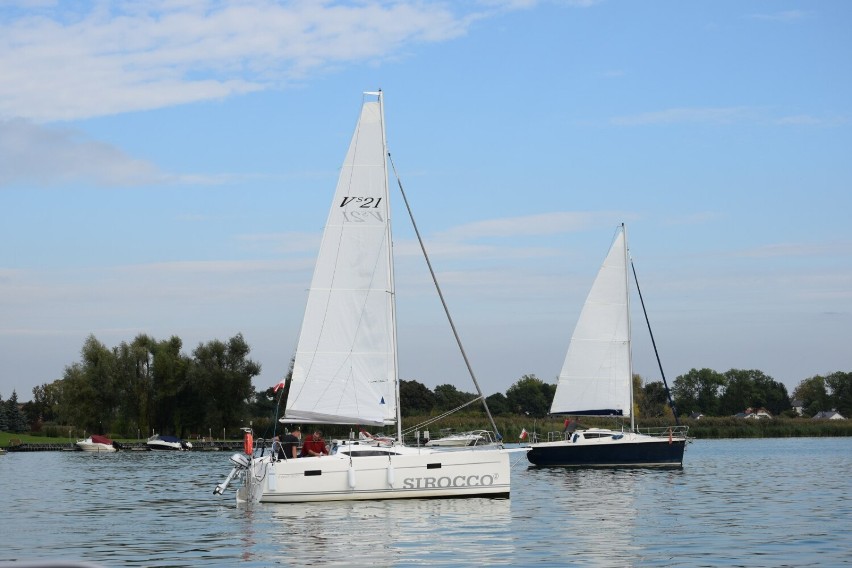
left=285, top=94, right=397, bottom=426
left=550, top=227, right=632, bottom=417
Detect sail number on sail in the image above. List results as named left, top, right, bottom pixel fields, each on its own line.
left=340, top=197, right=382, bottom=208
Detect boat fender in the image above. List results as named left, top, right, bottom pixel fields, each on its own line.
left=348, top=465, right=356, bottom=489
left=243, top=432, right=254, bottom=456
left=266, top=463, right=277, bottom=491
left=386, top=462, right=395, bottom=487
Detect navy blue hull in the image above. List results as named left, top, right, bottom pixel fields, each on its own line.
left=527, top=439, right=685, bottom=467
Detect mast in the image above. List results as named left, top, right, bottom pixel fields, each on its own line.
left=371, top=90, right=404, bottom=443
left=623, top=223, right=635, bottom=432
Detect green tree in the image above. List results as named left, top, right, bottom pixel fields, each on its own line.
left=433, top=384, right=477, bottom=412
left=718, top=369, right=789, bottom=416
left=56, top=335, right=116, bottom=433
left=112, top=334, right=159, bottom=437
left=151, top=336, right=189, bottom=436
left=5, top=390, right=28, bottom=433
left=188, top=333, right=260, bottom=436
left=399, top=380, right=436, bottom=416
left=485, top=392, right=510, bottom=416
left=639, top=380, right=670, bottom=419
left=825, top=371, right=852, bottom=417
left=505, top=374, right=553, bottom=417
left=792, top=375, right=829, bottom=416
left=29, top=382, right=61, bottom=426
left=673, top=368, right=726, bottom=416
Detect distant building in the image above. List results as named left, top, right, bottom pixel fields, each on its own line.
left=735, top=407, right=773, bottom=420
left=812, top=410, right=846, bottom=420
left=689, top=412, right=704, bottom=420
left=790, top=399, right=804, bottom=416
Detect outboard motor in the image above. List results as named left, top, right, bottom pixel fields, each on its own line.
left=213, top=453, right=251, bottom=495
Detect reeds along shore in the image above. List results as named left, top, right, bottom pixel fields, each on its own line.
left=4, top=416, right=851, bottom=449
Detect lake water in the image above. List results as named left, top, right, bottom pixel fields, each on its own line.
left=1, top=438, right=850, bottom=567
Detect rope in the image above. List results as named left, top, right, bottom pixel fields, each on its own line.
left=401, top=395, right=484, bottom=436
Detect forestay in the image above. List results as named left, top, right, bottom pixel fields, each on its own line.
left=284, top=94, right=397, bottom=426
left=550, top=228, right=632, bottom=417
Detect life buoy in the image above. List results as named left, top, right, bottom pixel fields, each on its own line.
left=244, top=432, right=254, bottom=455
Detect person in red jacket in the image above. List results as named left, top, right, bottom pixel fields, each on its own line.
left=300, top=430, right=329, bottom=457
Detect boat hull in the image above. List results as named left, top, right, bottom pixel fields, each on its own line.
left=527, top=437, right=685, bottom=468
left=238, top=448, right=511, bottom=503
left=75, top=441, right=118, bottom=453
left=147, top=442, right=186, bottom=451
left=75, top=442, right=118, bottom=453
left=147, top=436, right=192, bottom=451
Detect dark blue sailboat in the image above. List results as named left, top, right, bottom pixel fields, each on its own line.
left=527, top=225, right=687, bottom=468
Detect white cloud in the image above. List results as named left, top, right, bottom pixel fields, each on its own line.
left=610, top=107, right=754, bottom=126
left=734, top=241, right=852, bottom=259
left=0, top=118, right=248, bottom=187
left=434, top=211, right=620, bottom=240
left=0, top=118, right=166, bottom=186
left=0, top=1, right=518, bottom=122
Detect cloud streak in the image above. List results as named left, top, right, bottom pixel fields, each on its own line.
left=610, top=107, right=755, bottom=126
left=0, top=118, right=166, bottom=187
left=0, top=1, right=524, bottom=122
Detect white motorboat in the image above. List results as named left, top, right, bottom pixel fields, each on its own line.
left=214, top=91, right=515, bottom=503
left=147, top=434, right=192, bottom=451
left=527, top=225, right=688, bottom=467
left=426, top=430, right=497, bottom=447
left=76, top=434, right=120, bottom=452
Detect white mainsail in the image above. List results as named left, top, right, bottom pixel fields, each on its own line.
left=550, top=226, right=632, bottom=417
left=284, top=93, right=397, bottom=426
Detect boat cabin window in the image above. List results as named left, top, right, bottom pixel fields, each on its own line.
left=339, top=450, right=400, bottom=457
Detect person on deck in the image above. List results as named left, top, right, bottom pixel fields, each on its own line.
left=280, top=428, right=301, bottom=459
left=300, top=430, right=329, bottom=457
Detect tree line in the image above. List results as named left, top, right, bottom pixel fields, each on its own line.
left=3, top=333, right=260, bottom=438
left=670, top=368, right=851, bottom=419
left=2, top=332, right=850, bottom=438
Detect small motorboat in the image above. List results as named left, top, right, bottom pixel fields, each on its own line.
left=147, top=434, right=192, bottom=451
left=425, top=430, right=496, bottom=447
left=76, top=434, right=121, bottom=452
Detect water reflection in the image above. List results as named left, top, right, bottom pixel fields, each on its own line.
left=1, top=439, right=850, bottom=567
left=515, top=467, right=649, bottom=566
left=253, top=497, right=513, bottom=566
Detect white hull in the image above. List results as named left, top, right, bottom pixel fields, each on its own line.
left=237, top=447, right=511, bottom=503
left=147, top=436, right=192, bottom=451
left=75, top=439, right=117, bottom=452
left=426, top=430, right=494, bottom=447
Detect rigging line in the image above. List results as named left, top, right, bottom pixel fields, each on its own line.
left=629, top=256, right=681, bottom=426
left=401, top=395, right=485, bottom=435
left=387, top=152, right=501, bottom=441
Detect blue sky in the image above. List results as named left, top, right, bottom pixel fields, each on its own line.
left=1, top=0, right=850, bottom=402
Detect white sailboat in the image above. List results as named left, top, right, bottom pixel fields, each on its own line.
left=214, top=91, right=512, bottom=503
left=527, top=224, right=688, bottom=467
